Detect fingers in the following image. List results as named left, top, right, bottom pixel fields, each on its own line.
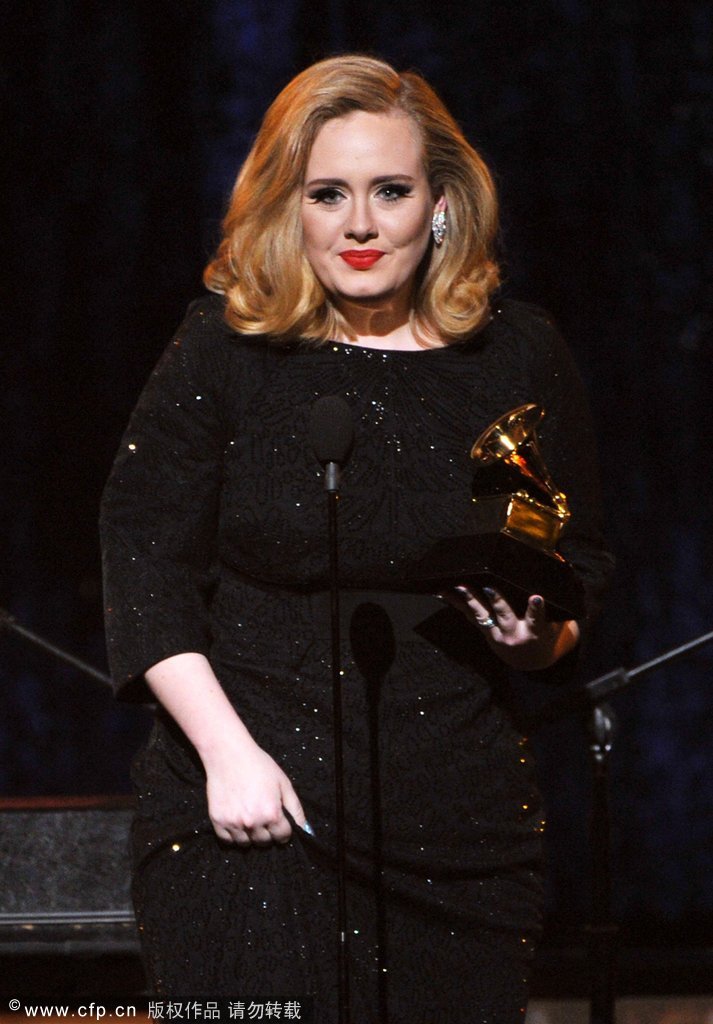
left=442, top=583, right=578, bottom=670
left=281, top=783, right=307, bottom=833
left=524, top=594, right=546, bottom=630
left=206, top=749, right=303, bottom=848
left=445, top=584, right=505, bottom=631
left=481, top=586, right=532, bottom=628
left=250, top=821, right=287, bottom=847
left=454, top=586, right=494, bottom=624
left=440, top=585, right=495, bottom=627
left=212, top=806, right=292, bottom=847
left=214, top=823, right=251, bottom=847
left=443, top=584, right=548, bottom=637
left=211, top=776, right=306, bottom=847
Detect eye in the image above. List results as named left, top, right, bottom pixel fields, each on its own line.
left=375, top=183, right=413, bottom=202
left=307, top=187, right=346, bottom=205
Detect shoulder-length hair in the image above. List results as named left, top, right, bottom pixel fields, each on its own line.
left=203, top=54, right=500, bottom=345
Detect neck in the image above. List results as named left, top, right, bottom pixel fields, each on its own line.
left=336, top=297, right=443, bottom=351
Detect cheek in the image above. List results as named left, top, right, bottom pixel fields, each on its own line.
left=390, top=207, right=433, bottom=250
left=300, top=213, right=334, bottom=288
left=391, top=224, right=432, bottom=276
left=300, top=208, right=329, bottom=256
left=300, top=216, right=317, bottom=256
left=301, top=209, right=319, bottom=258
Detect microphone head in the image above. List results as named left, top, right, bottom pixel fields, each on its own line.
left=309, top=395, right=354, bottom=466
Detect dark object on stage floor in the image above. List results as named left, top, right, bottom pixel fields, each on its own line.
left=0, top=796, right=136, bottom=956
left=416, top=403, right=585, bottom=619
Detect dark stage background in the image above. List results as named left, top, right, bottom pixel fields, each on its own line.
left=2, top=0, right=712, bottom=947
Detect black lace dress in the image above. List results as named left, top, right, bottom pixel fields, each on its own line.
left=100, top=294, right=613, bottom=1023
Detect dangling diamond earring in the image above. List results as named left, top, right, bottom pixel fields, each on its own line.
left=432, top=209, right=447, bottom=247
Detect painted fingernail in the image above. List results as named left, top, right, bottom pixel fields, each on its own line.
left=532, top=596, right=544, bottom=608
left=483, top=587, right=496, bottom=598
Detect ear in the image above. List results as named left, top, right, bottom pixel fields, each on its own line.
left=433, top=194, right=447, bottom=215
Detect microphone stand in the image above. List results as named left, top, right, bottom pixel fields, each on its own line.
left=0, top=606, right=113, bottom=688
left=324, top=461, right=351, bottom=1024
left=530, top=627, right=713, bottom=1024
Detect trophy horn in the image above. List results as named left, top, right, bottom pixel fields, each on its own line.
left=470, top=403, right=569, bottom=517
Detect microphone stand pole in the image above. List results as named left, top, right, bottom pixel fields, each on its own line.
left=586, top=701, right=617, bottom=1024
left=530, top=627, right=713, bottom=1024
left=0, top=606, right=113, bottom=688
left=324, top=461, right=351, bottom=1024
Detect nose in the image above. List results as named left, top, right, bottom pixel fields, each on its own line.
left=344, top=196, right=377, bottom=243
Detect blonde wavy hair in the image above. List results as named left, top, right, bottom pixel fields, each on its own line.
left=204, top=54, right=500, bottom=345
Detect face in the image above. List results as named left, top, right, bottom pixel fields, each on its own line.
left=301, top=110, right=444, bottom=317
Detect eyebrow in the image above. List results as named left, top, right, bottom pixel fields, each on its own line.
left=304, top=174, right=417, bottom=188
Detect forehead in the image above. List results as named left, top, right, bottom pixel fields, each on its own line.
left=305, top=109, right=425, bottom=174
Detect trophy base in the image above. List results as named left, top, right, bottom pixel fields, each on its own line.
left=412, top=531, right=585, bottom=621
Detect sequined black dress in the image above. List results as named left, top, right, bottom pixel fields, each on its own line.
left=100, top=294, right=612, bottom=1023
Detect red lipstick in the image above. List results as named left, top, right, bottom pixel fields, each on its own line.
left=339, top=249, right=385, bottom=270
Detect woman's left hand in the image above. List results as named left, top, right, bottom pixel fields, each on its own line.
left=441, top=584, right=580, bottom=671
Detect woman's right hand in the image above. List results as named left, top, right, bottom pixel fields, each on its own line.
left=143, top=652, right=306, bottom=847
left=202, top=736, right=306, bottom=847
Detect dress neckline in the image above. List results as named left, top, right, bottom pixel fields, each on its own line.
left=325, top=338, right=471, bottom=357
left=322, top=313, right=495, bottom=356
left=327, top=339, right=446, bottom=356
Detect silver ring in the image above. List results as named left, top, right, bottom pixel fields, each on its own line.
left=476, top=616, right=496, bottom=629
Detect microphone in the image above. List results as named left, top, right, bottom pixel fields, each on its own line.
left=309, top=395, right=354, bottom=492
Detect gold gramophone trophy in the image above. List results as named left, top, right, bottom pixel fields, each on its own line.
left=417, top=403, right=584, bottom=619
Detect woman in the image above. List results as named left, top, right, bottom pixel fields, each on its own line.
left=101, top=55, right=613, bottom=1023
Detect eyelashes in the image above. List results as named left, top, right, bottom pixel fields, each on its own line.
left=306, top=183, right=414, bottom=205
left=376, top=183, right=413, bottom=202
left=307, top=187, right=345, bottom=205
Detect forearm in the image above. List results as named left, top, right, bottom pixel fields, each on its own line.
left=144, top=651, right=304, bottom=844
left=144, top=652, right=258, bottom=770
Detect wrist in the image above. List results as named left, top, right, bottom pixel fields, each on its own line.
left=196, top=719, right=259, bottom=771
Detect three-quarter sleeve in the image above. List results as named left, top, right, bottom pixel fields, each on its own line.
left=100, top=298, right=233, bottom=701
left=515, top=304, right=615, bottom=625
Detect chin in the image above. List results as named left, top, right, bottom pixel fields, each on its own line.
left=335, top=280, right=403, bottom=302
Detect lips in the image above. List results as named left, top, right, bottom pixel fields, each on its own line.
left=339, top=249, right=385, bottom=270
